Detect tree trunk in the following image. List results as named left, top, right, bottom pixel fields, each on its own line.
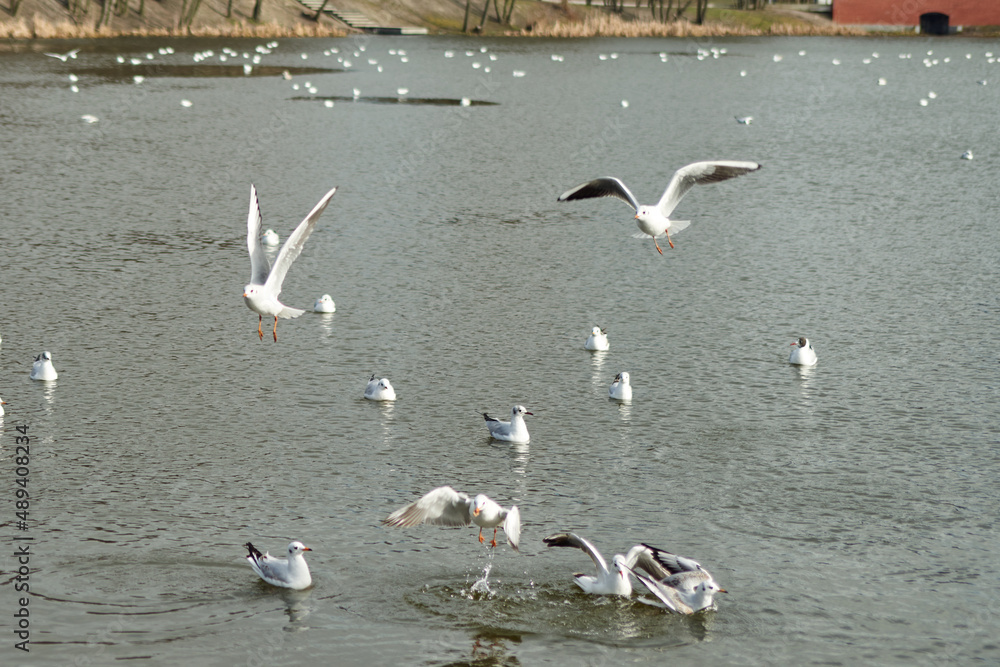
left=462, top=0, right=472, bottom=32
left=252, top=0, right=263, bottom=22
left=226, top=0, right=233, bottom=17
left=695, top=0, right=707, bottom=24
left=476, top=0, right=490, bottom=30
left=502, top=0, right=516, bottom=23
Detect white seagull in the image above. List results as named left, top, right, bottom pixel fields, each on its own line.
left=789, top=337, right=818, bottom=366
left=261, top=228, right=280, bottom=246
left=244, top=541, right=313, bottom=589
left=625, top=545, right=727, bottom=614
left=382, top=486, right=520, bottom=551
left=45, top=48, right=80, bottom=62
left=482, top=405, right=532, bottom=443
left=585, top=326, right=609, bottom=351
left=243, top=184, right=337, bottom=342
left=735, top=115, right=753, bottom=124
left=0, top=396, right=6, bottom=417
left=313, top=294, right=336, bottom=313
left=542, top=532, right=674, bottom=596
left=364, top=375, right=396, bottom=401
left=609, top=372, right=632, bottom=401
left=30, top=351, right=58, bottom=381
left=558, top=161, right=761, bottom=254
left=961, top=150, right=973, bottom=160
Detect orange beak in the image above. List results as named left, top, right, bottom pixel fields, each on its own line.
left=473, top=508, right=480, bottom=516
left=302, top=547, right=312, bottom=551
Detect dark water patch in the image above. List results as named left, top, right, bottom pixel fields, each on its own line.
left=292, top=95, right=498, bottom=107
left=70, top=65, right=339, bottom=81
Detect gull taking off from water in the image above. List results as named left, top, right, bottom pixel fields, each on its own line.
left=482, top=405, right=532, bottom=443
left=625, top=545, right=727, bottom=614
left=609, top=372, right=632, bottom=401
left=244, top=541, right=313, bottom=589
left=30, top=351, right=58, bottom=381
left=243, top=184, right=337, bottom=341
left=585, top=326, right=609, bottom=351
left=45, top=48, right=80, bottom=62
left=788, top=337, right=817, bottom=366
left=558, top=160, right=761, bottom=254
left=382, top=486, right=521, bottom=551
left=542, top=532, right=674, bottom=596
left=364, top=375, right=396, bottom=401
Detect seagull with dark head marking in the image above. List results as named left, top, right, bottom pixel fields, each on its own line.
left=482, top=405, right=533, bottom=443
left=788, top=337, right=817, bottom=366
left=243, top=184, right=337, bottom=342
left=542, top=532, right=674, bottom=596
left=558, top=160, right=761, bottom=254
left=624, top=544, right=727, bottom=614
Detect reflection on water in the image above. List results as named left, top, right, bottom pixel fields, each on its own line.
left=316, top=312, right=336, bottom=336
left=281, top=588, right=313, bottom=628
left=466, top=631, right=523, bottom=667
left=589, top=350, right=608, bottom=386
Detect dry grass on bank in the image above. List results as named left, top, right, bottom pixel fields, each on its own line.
left=0, top=16, right=348, bottom=39
left=515, top=12, right=866, bottom=38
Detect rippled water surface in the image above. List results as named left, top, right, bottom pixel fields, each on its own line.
left=1, top=33, right=998, bottom=666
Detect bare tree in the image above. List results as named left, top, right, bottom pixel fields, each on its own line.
left=252, top=0, right=263, bottom=22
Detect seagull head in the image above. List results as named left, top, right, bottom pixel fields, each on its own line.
left=471, top=494, right=489, bottom=517
left=792, top=337, right=810, bottom=348
left=378, top=379, right=392, bottom=391
left=591, top=326, right=605, bottom=336
left=698, top=580, right=727, bottom=596
left=635, top=205, right=656, bottom=223
left=287, top=541, right=312, bottom=556
left=42, top=351, right=52, bottom=361
left=612, top=554, right=629, bottom=577
left=512, top=405, right=533, bottom=418
left=618, top=371, right=630, bottom=384
left=243, top=285, right=257, bottom=299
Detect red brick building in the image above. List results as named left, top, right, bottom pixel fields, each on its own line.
left=833, top=0, right=1000, bottom=32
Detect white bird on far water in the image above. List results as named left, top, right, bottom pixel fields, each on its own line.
left=45, top=48, right=80, bottom=62
left=30, top=351, right=58, bottom=381
left=789, top=337, right=817, bottom=366
left=961, top=150, right=973, bottom=160
left=585, top=326, right=609, bottom=351
left=80, top=114, right=99, bottom=124
left=243, top=185, right=338, bottom=342
left=382, top=486, right=521, bottom=551
left=542, top=533, right=675, bottom=596
left=364, top=375, right=396, bottom=401
left=609, top=371, right=632, bottom=401
left=0, top=397, right=6, bottom=417
left=625, top=545, right=728, bottom=614
left=261, top=228, right=279, bottom=246
left=313, top=294, right=335, bottom=312
left=244, top=541, right=312, bottom=589
left=482, top=405, right=532, bottom=443
left=735, top=115, right=753, bottom=124
left=558, top=161, right=761, bottom=254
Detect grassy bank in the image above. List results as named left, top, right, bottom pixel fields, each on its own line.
left=0, top=16, right=347, bottom=39
left=513, top=12, right=867, bottom=38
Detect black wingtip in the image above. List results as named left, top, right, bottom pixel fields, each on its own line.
left=245, top=542, right=263, bottom=560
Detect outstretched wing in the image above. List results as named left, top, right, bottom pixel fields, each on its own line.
left=543, top=532, right=609, bottom=576
left=382, top=486, right=473, bottom=528
left=502, top=506, right=521, bottom=552
left=264, top=186, right=338, bottom=294
left=558, top=178, right=640, bottom=213
left=656, top=161, right=761, bottom=217
left=630, top=568, right=693, bottom=614
left=642, top=544, right=712, bottom=592
left=247, top=185, right=270, bottom=285
left=622, top=544, right=674, bottom=580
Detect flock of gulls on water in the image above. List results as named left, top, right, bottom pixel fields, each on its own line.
left=232, top=155, right=803, bottom=615
left=31, top=37, right=991, bottom=615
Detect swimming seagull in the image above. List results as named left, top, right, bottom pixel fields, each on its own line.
left=625, top=544, right=727, bottom=613
left=364, top=375, right=396, bottom=401
left=482, top=405, right=532, bottom=443
left=0, top=397, right=6, bottom=417
left=45, top=48, right=80, bottom=62
left=30, top=351, right=58, bottom=381
left=382, top=486, right=521, bottom=551
left=735, top=115, right=753, bottom=124
left=261, top=228, right=280, bottom=246
left=788, top=337, right=817, bottom=366
left=961, top=150, right=973, bottom=160
left=243, top=184, right=338, bottom=342
left=244, top=541, right=313, bottom=589
left=313, top=294, right=336, bottom=312
left=558, top=161, right=761, bottom=254
left=609, top=372, right=632, bottom=401
left=542, top=532, right=674, bottom=596
left=585, top=326, right=609, bottom=351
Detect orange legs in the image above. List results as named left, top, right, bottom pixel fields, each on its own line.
left=477, top=528, right=499, bottom=548
left=478, top=529, right=485, bottom=544
left=272, top=316, right=279, bottom=342
left=257, top=315, right=264, bottom=340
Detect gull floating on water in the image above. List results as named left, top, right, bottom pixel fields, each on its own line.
left=542, top=532, right=675, bottom=596
left=789, top=337, right=817, bottom=366
left=243, top=184, right=338, bottom=342
left=625, top=545, right=727, bottom=613
left=364, top=375, right=396, bottom=401
left=383, top=486, right=520, bottom=551
left=260, top=228, right=280, bottom=246
left=45, top=48, right=80, bottom=62
left=30, top=351, right=58, bottom=381
left=482, top=405, right=532, bottom=443
left=80, top=114, right=98, bottom=123
left=0, top=397, right=6, bottom=417
left=961, top=150, right=973, bottom=160
left=558, top=161, right=761, bottom=254
left=585, top=326, right=609, bottom=351
left=313, top=294, right=335, bottom=313
left=244, top=541, right=313, bottom=589
left=735, top=115, right=753, bottom=125
left=609, top=372, right=632, bottom=401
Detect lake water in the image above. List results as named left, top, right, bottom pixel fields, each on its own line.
left=1, top=32, right=998, bottom=667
